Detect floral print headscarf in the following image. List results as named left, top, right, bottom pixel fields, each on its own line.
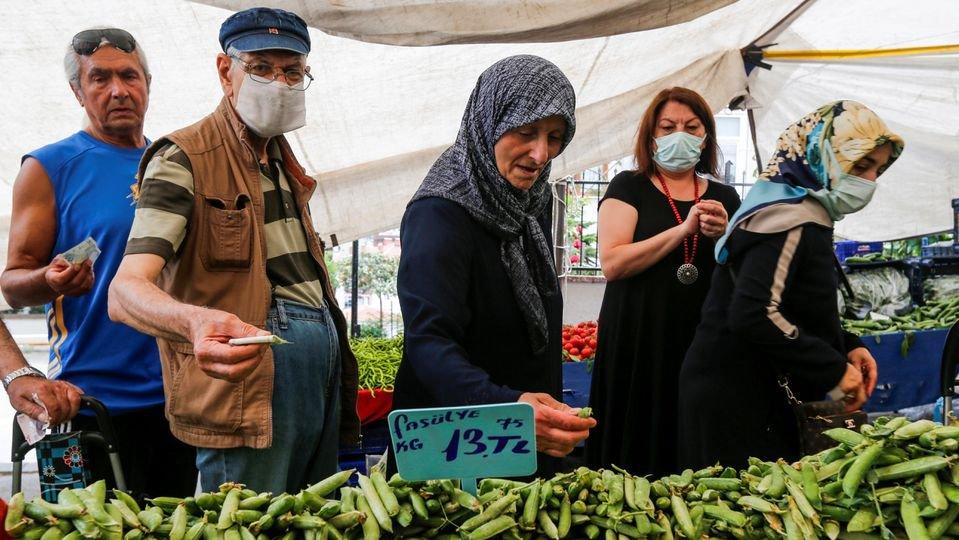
left=715, top=100, right=904, bottom=263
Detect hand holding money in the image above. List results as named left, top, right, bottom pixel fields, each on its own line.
left=45, top=256, right=94, bottom=297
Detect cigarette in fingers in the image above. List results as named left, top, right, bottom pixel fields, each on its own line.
left=228, top=335, right=292, bottom=346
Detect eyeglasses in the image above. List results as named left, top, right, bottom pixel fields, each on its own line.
left=230, top=55, right=313, bottom=91
left=72, top=28, right=137, bottom=56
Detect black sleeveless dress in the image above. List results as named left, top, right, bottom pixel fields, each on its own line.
left=585, top=171, right=740, bottom=477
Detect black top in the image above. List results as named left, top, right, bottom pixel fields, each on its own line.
left=678, top=223, right=864, bottom=469
left=585, top=171, right=741, bottom=477
left=394, top=196, right=563, bottom=409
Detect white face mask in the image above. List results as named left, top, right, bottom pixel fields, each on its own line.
left=809, top=142, right=878, bottom=220
left=234, top=79, right=306, bottom=137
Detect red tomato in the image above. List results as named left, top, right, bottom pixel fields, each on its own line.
left=581, top=347, right=593, bottom=358
left=570, top=348, right=580, bottom=356
left=564, top=343, right=574, bottom=351
left=589, top=339, right=597, bottom=348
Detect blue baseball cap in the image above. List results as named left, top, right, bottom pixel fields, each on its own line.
left=219, top=7, right=310, bottom=55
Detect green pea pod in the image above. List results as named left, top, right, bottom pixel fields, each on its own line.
left=799, top=462, right=820, bottom=510
left=265, top=495, right=294, bottom=519
left=622, top=476, right=636, bottom=511
left=670, top=495, right=696, bottom=539
left=39, top=499, right=86, bottom=521
left=537, top=511, right=559, bottom=540
left=902, top=492, right=933, bottom=540
left=843, top=442, right=884, bottom=498
left=451, top=489, right=481, bottom=513
left=22, top=526, right=48, bottom=540
left=697, top=478, right=742, bottom=492
left=65, top=512, right=97, bottom=539
left=231, top=511, right=263, bottom=526
left=325, top=511, right=365, bottom=531
left=85, top=481, right=107, bottom=507
left=894, top=420, right=938, bottom=441
left=465, top=516, right=517, bottom=540
left=40, top=526, right=63, bottom=540
left=823, top=520, right=841, bottom=540
left=24, top=502, right=57, bottom=526
left=222, top=526, right=241, bottom=540
left=107, top=500, right=139, bottom=529
left=122, top=529, right=142, bottom=540
left=702, top=504, right=747, bottom=528
left=926, top=503, right=959, bottom=540
left=356, top=475, right=393, bottom=533
left=291, top=516, right=326, bottom=530
left=6, top=493, right=26, bottom=532
left=633, top=477, right=652, bottom=512
left=520, top=481, right=540, bottom=530
left=823, top=428, right=866, bottom=447
left=460, top=493, right=520, bottom=532
left=369, top=471, right=400, bottom=517
left=237, top=496, right=270, bottom=512
left=217, top=490, right=241, bottom=531
left=249, top=515, right=273, bottom=536
left=874, top=456, right=954, bottom=482
left=925, top=473, right=949, bottom=511
left=847, top=509, right=877, bottom=533
left=306, top=470, right=355, bottom=498
left=169, top=505, right=188, bottom=540
left=738, top=496, right=781, bottom=515
left=556, top=496, right=571, bottom=539
left=193, top=494, right=217, bottom=512
left=201, top=523, right=217, bottom=540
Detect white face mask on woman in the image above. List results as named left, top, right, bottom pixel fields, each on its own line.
left=652, top=131, right=704, bottom=173
left=234, top=79, right=306, bottom=137
left=810, top=142, right=878, bottom=220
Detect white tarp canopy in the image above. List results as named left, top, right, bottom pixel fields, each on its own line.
left=2, top=0, right=957, bottom=255
left=197, top=0, right=738, bottom=45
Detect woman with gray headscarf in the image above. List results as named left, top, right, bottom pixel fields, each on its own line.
left=394, top=55, right=596, bottom=467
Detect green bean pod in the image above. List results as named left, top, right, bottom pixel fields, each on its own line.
left=356, top=477, right=393, bottom=534
left=306, top=470, right=355, bottom=497
left=354, top=494, right=380, bottom=540
left=844, top=443, right=884, bottom=497
left=925, top=473, right=949, bottom=511
left=902, top=492, right=933, bottom=540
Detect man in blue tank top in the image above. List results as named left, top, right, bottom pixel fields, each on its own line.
left=0, top=28, right=196, bottom=499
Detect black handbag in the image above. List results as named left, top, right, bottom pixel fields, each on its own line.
left=779, top=375, right=867, bottom=455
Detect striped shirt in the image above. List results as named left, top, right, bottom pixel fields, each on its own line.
left=126, top=142, right=326, bottom=308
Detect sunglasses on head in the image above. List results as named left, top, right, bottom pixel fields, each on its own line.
left=72, top=28, right=137, bottom=56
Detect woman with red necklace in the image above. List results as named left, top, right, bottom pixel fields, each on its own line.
left=585, top=87, right=741, bottom=476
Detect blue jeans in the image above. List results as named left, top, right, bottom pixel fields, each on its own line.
left=196, top=299, right=341, bottom=493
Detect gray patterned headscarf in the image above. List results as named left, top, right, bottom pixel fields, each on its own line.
left=411, top=55, right=577, bottom=354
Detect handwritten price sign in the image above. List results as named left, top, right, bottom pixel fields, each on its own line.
left=388, top=403, right=537, bottom=483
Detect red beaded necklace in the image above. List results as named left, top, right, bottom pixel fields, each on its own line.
left=656, top=173, right=701, bottom=284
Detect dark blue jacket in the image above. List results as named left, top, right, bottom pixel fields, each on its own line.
left=393, top=197, right=563, bottom=411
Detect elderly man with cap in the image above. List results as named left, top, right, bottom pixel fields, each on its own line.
left=108, top=8, right=359, bottom=492
left=2, top=27, right=197, bottom=498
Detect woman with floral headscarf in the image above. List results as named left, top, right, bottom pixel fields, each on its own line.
left=678, top=101, right=905, bottom=468
left=394, top=55, right=596, bottom=470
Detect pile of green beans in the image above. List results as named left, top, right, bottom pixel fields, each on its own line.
left=12, top=417, right=959, bottom=539
left=350, top=337, right=403, bottom=392
left=843, top=297, right=959, bottom=337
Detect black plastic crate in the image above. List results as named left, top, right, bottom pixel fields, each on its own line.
left=914, top=257, right=959, bottom=305
left=843, top=259, right=924, bottom=305
left=953, top=197, right=958, bottom=249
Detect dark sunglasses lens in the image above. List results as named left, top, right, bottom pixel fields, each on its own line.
left=72, top=29, right=136, bottom=55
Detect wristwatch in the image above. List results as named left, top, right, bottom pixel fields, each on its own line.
left=2, top=366, right=45, bottom=390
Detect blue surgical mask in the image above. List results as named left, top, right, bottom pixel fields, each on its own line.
left=809, top=143, right=878, bottom=220
left=653, top=131, right=705, bottom=173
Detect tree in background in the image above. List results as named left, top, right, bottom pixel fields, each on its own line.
left=336, top=250, right=400, bottom=335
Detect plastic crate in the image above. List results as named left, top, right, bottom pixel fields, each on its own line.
left=953, top=197, right=958, bottom=249
left=834, top=240, right=884, bottom=262
left=843, top=259, right=924, bottom=306
left=921, top=241, right=959, bottom=258
left=913, top=257, right=959, bottom=304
